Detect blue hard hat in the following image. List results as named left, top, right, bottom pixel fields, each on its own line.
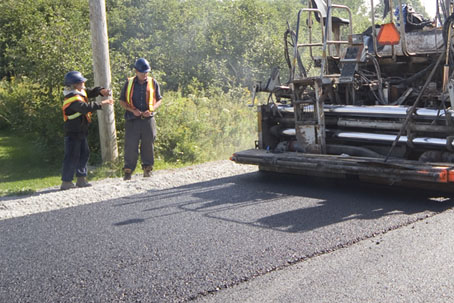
left=134, top=58, right=151, bottom=73
left=64, top=71, right=87, bottom=86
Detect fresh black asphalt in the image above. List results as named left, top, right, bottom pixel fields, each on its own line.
left=1, top=172, right=452, bottom=302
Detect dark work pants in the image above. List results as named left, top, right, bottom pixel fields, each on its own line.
left=61, top=136, right=89, bottom=182
left=124, top=117, right=157, bottom=172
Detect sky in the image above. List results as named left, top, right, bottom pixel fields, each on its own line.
left=420, top=0, right=437, bottom=18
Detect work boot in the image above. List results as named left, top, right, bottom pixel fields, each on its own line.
left=143, top=166, right=153, bottom=178
left=76, top=176, right=92, bottom=188
left=60, top=181, right=76, bottom=190
left=123, top=168, right=132, bottom=181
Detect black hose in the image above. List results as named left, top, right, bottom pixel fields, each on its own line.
left=284, top=29, right=293, bottom=81
left=442, top=13, right=454, bottom=45
left=284, top=26, right=307, bottom=80
left=401, top=59, right=435, bottom=86
left=326, top=144, right=384, bottom=158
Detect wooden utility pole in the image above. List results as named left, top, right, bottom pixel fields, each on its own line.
left=89, top=0, right=118, bottom=163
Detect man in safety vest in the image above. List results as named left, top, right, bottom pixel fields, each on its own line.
left=61, top=71, right=113, bottom=190
left=118, top=58, right=163, bottom=180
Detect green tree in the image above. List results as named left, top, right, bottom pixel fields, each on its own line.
left=0, top=0, right=397, bottom=166
left=0, top=0, right=92, bottom=92
left=373, top=0, right=429, bottom=20
left=0, top=0, right=95, bottom=160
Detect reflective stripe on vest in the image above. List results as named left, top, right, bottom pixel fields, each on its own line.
left=62, top=91, right=92, bottom=122
left=126, top=76, right=156, bottom=111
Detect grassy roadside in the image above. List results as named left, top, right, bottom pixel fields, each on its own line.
left=0, top=130, right=62, bottom=196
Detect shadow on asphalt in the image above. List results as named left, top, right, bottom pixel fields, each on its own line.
left=3, top=171, right=454, bottom=303
left=112, top=171, right=454, bottom=233
left=0, top=188, right=61, bottom=202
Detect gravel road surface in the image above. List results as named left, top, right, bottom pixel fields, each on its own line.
left=0, top=160, right=257, bottom=221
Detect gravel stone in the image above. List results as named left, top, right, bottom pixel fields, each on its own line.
left=0, top=160, right=257, bottom=221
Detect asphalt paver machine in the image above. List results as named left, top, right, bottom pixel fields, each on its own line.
left=231, top=0, right=454, bottom=190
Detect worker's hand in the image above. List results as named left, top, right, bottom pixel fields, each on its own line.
left=142, top=110, right=152, bottom=118
left=132, top=108, right=142, bottom=117
left=101, top=99, right=114, bottom=105
left=100, top=88, right=111, bottom=97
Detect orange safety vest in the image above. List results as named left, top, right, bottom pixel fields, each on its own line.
left=126, top=76, right=156, bottom=111
left=62, top=90, right=92, bottom=122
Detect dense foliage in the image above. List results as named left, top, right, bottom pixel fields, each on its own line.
left=2, top=0, right=428, bottom=166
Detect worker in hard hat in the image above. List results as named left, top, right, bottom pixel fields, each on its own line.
left=118, top=58, right=163, bottom=180
left=61, top=71, right=114, bottom=190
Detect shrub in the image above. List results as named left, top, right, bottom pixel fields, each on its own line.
left=0, top=77, right=64, bottom=162
left=1, top=77, right=257, bottom=167
left=154, top=89, right=256, bottom=163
